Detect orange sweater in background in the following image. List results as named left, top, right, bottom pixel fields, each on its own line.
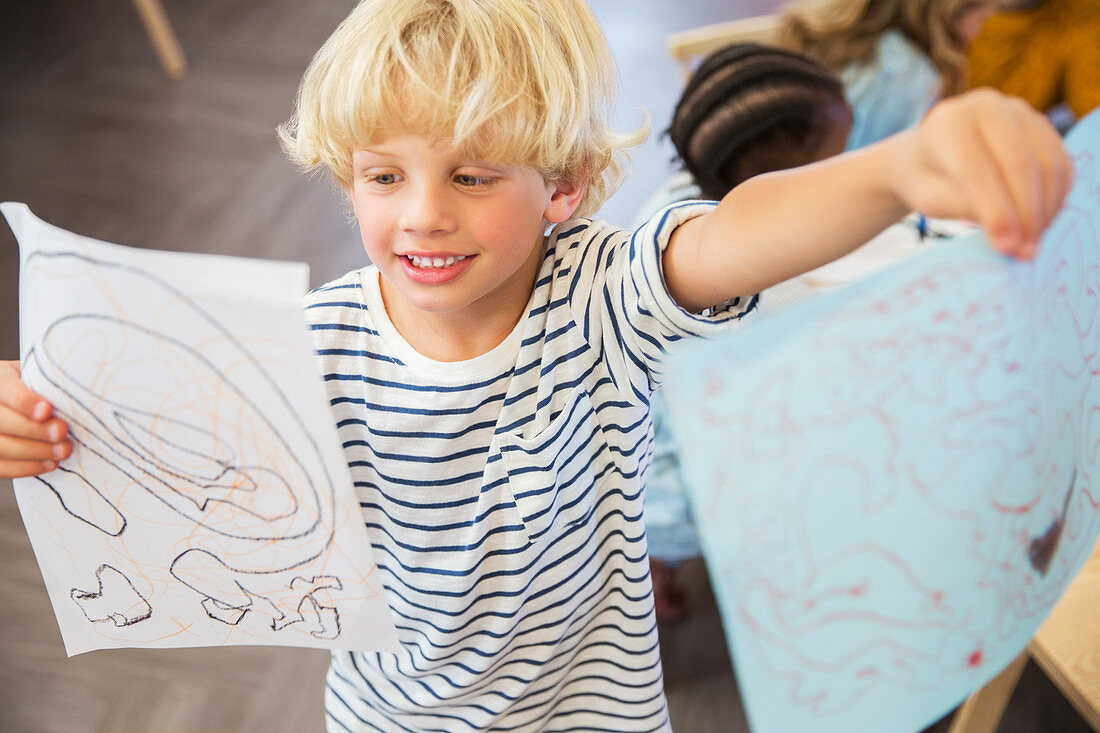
left=967, top=0, right=1100, bottom=119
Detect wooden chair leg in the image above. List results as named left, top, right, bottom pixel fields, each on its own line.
left=947, top=651, right=1030, bottom=733
left=130, top=0, right=188, bottom=81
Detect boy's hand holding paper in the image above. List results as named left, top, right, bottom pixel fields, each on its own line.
left=662, top=107, right=1100, bottom=733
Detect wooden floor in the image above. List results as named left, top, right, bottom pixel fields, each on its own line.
left=0, top=1, right=1091, bottom=731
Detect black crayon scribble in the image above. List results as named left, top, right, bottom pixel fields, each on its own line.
left=170, top=548, right=343, bottom=638
left=35, top=465, right=125, bottom=536
left=25, top=251, right=345, bottom=638
left=71, top=564, right=152, bottom=627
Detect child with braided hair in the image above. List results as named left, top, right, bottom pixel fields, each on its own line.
left=637, top=43, right=853, bottom=222
left=665, top=43, right=853, bottom=204
left=637, top=42, right=857, bottom=622
left=640, top=42, right=975, bottom=622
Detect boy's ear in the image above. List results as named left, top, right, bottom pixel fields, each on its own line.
left=544, top=181, right=585, bottom=223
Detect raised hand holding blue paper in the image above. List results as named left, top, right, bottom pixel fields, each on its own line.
left=663, top=109, right=1100, bottom=732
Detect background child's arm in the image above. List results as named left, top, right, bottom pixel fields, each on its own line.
left=662, top=89, right=1074, bottom=313
left=0, top=361, right=72, bottom=479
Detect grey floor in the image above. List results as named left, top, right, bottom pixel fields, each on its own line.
left=0, top=1, right=1091, bottom=731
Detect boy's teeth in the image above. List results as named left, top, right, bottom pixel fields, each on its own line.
left=408, top=255, right=466, bottom=268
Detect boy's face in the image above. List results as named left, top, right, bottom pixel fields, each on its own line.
left=349, top=134, right=580, bottom=335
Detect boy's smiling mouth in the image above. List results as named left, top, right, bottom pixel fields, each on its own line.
left=406, top=254, right=468, bottom=269
left=398, top=252, right=476, bottom=284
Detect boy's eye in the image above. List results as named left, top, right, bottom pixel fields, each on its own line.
left=365, top=173, right=399, bottom=186
left=454, top=173, right=495, bottom=187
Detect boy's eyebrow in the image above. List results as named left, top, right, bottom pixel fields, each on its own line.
left=353, top=144, right=516, bottom=173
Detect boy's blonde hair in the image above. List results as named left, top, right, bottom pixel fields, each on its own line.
left=278, top=0, right=645, bottom=217
left=777, top=0, right=987, bottom=96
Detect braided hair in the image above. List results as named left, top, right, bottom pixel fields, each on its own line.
left=668, top=43, right=852, bottom=200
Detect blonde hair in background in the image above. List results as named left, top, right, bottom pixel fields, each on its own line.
left=777, top=0, right=981, bottom=96
left=278, top=0, right=647, bottom=218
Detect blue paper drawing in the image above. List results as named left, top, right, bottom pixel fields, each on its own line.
left=662, top=109, right=1100, bottom=732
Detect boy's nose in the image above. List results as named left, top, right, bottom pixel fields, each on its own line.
left=401, top=184, right=456, bottom=236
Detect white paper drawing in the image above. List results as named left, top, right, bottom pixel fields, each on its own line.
left=4, top=202, right=399, bottom=656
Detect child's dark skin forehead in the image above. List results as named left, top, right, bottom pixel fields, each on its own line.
left=714, top=99, right=855, bottom=196
left=816, top=99, right=856, bottom=159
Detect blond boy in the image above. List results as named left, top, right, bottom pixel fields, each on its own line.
left=0, top=0, right=1072, bottom=730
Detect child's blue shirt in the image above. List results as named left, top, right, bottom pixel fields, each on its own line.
left=303, top=203, right=756, bottom=732
left=842, top=29, right=942, bottom=151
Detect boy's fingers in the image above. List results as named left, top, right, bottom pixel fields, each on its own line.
left=935, top=113, right=1020, bottom=252
left=0, top=361, right=52, bottom=420
left=0, top=404, right=67, bottom=443
left=0, top=432, right=72, bottom=463
left=0, top=369, right=74, bottom=476
left=1025, top=115, right=1075, bottom=229
left=1058, top=150, right=1075, bottom=216
left=0, top=459, right=59, bottom=480
left=980, top=101, right=1044, bottom=247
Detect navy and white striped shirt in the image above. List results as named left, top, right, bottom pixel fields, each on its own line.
left=305, top=203, right=756, bottom=732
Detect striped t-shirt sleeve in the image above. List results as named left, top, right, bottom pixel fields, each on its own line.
left=559, top=201, right=759, bottom=400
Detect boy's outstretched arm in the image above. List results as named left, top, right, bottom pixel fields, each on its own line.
left=0, top=361, right=72, bottom=479
left=663, top=89, right=1074, bottom=313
